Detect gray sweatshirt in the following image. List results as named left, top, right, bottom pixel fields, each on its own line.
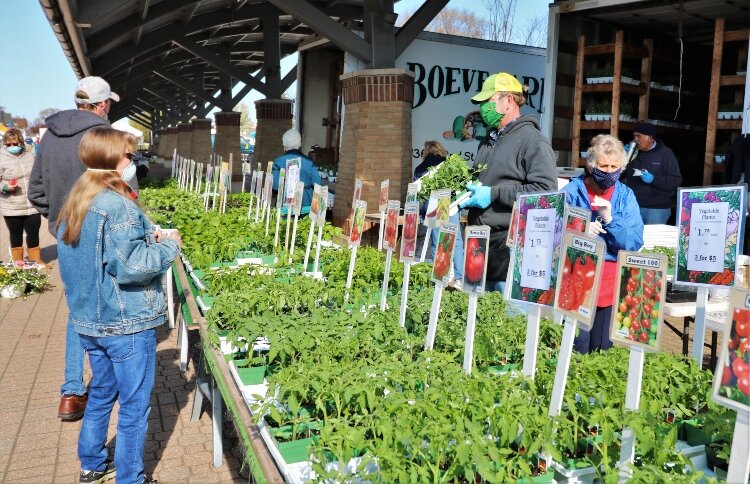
left=27, top=109, right=109, bottom=236
left=467, top=114, right=558, bottom=231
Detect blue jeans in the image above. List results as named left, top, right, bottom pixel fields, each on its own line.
left=430, top=212, right=464, bottom=280
left=78, top=329, right=157, bottom=484
left=485, top=280, right=506, bottom=292
left=639, top=207, right=670, bottom=225
left=574, top=306, right=613, bottom=353
left=61, top=318, right=87, bottom=396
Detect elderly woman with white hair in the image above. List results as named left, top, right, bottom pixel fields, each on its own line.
left=564, top=134, right=644, bottom=353
left=271, top=128, right=322, bottom=210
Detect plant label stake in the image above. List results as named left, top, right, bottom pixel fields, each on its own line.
left=461, top=226, right=490, bottom=373
left=522, top=305, right=543, bottom=377
left=711, top=289, right=750, bottom=483
left=425, top=223, right=458, bottom=350
left=380, top=200, right=400, bottom=310
left=273, top=169, right=285, bottom=247
left=289, top=181, right=304, bottom=259
left=548, top=317, right=577, bottom=416
left=304, top=184, right=324, bottom=273
left=674, top=185, right=747, bottom=367
left=345, top=200, right=367, bottom=302
left=312, top=185, right=329, bottom=276
left=398, top=202, right=419, bottom=327
left=619, top=346, right=645, bottom=468
left=377, top=179, right=389, bottom=251
left=253, top=162, right=263, bottom=222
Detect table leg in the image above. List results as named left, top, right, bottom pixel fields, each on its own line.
left=682, top=317, right=692, bottom=355
left=710, top=331, right=718, bottom=371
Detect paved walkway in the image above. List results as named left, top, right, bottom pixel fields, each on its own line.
left=0, top=217, right=245, bottom=483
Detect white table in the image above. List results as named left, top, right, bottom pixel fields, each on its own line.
left=663, top=299, right=728, bottom=368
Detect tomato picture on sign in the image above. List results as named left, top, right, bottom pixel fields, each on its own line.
left=462, top=226, right=490, bottom=295
left=400, top=202, right=419, bottom=262
left=554, top=233, right=604, bottom=330
left=506, top=202, right=518, bottom=248
left=610, top=251, right=668, bottom=351
left=564, top=205, right=591, bottom=234
left=431, top=223, right=458, bottom=285
left=350, top=200, right=367, bottom=246
left=379, top=179, right=390, bottom=213
left=712, top=288, right=750, bottom=412
left=383, top=200, right=400, bottom=250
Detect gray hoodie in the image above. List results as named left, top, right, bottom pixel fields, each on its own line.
left=28, top=109, right=109, bottom=236
left=467, top=114, right=557, bottom=231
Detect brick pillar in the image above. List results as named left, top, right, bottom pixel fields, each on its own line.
left=165, top=127, right=179, bottom=159
left=190, top=119, right=212, bottom=164
left=157, top=129, right=168, bottom=158
left=332, top=69, right=414, bottom=228
left=254, top=99, right=293, bottom=171
left=214, top=112, right=241, bottom=176
left=176, top=123, right=193, bottom=159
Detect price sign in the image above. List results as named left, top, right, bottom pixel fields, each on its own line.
left=676, top=185, right=747, bottom=287
left=520, top=208, right=555, bottom=289
left=284, top=158, right=300, bottom=207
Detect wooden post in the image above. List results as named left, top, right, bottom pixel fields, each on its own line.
left=639, top=38, right=653, bottom=120
left=572, top=35, right=585, bottom=167
left=611, top=30, right=624, bottom=136
left=704, top=18, right=724, bottom=185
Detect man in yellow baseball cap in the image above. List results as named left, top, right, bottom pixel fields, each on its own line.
left=460, top=71, right=557, bottom=292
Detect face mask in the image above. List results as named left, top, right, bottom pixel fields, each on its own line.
left=591, top=167, right=622, bottom=190
left=6, top=146, right=22, bottom=155
left=479, top=100, right=504, bottom=128
left=122, top=162, right=137, bottom=182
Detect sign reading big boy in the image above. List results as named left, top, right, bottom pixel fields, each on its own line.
left=509, top=191, right=565, bottom=306
left=675, top=185, right=747, bottom=286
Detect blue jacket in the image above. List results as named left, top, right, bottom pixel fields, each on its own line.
left=58, top=189, right=179, bottom=336
left=272, top=150, right=322, bottom=207
left=564, top=176, right=644, bottom=261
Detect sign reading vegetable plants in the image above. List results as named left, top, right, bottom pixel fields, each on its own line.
left=383, top=201, right=400, bottom=250
left=713, top=288, right=750, bottom=411
left=350, top=200, right=367, bottom=246
left=564, top=205, right=591, bottom=234
left=400, top=202, right=419, bottom=262
left=675, top=185, right=747, bottom=286
left=554, top=233, right=604, bottom=330
left=610, top=251, right=668, bottom=351
left=431, top=223, right=458, bottom=285
left=284, top=158, right=301, bottom=207
left=509, top=191, right=565, bottom=306
left=462, top=226, right=490, bottom=295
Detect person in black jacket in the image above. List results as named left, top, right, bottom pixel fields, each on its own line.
left=459, top=72, right=558, bottom=292
left=623, top=121, right=682, bottom=224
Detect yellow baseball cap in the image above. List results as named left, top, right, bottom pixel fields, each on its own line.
left=471, top=72, right=523, bottom=101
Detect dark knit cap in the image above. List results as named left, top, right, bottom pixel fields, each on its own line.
left=633, top=121, right=656, bottom=137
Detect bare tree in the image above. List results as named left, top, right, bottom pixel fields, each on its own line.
left=483, top=0, right=517, bottom=43
left=514, top=14, right=547, bottom=48
left=398, top=7, right=487, bottom=39
left=33, top=107, right=61, bottom=126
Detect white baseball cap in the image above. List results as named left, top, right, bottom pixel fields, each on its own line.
left=75, top=76, right=120, bottom=104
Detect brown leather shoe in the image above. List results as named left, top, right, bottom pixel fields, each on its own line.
left=58, top=394, right=87, bottom=421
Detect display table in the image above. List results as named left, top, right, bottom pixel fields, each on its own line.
left=663, top=299, right=729, bottom=368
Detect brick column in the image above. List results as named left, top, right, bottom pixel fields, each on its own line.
left=164, top=127, right=179, bottom=160
left=254, top=99, right=293, bottom=170
left=157, top=129, right=168, bottom=158
left=214, top=112, right=241, bottom=176
left=190, top=119, right=212, bottom=164
left=155, top=129, right=164, bottom=157
left=176, top=123, right=193, bottom=159
left=332, top=69, right=414, bottom=228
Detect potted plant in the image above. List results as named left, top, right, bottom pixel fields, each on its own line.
left=718, top=103, right=744, bottom=120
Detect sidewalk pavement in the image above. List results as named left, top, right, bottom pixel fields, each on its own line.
left=0, top=215, right=246, bottom=483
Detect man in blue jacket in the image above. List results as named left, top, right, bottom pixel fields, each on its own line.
left=272, top=129, right=321, bottom=211
left=623, top=121, right=682, bottom=224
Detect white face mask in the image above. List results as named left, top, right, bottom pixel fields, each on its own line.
left=122, top=162, right=136, bottom=182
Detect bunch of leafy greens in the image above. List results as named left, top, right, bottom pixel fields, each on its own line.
left=417, top=153, right=484, bottom=203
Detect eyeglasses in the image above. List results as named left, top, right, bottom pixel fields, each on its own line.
left=5, top=142, right=20, bottom=147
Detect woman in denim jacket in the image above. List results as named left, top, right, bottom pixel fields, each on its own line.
left=57, top=128, right=181, bottom=484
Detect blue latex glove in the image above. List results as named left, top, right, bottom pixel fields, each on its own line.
left=641, top=170, right=654, bottom=184
left=459, top=182, right=492, bottom=209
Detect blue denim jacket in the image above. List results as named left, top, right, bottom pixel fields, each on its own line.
left=58, top=189, right=179, bottom=336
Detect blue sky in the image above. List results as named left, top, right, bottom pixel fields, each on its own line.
left=0, top=0, right=550, bottom=124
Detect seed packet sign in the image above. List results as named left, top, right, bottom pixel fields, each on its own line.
left=431, top=223, right=458, bottom=285
left=400, top=202, right=419, bottom=262
left=462, top=226, right=490, bottom=295
left=309, top=185, right=324, bottom=225
left=406, top=182, right=419, bottom=203
left=564, top=205, right=591, bottom=234
left=293, top=181, right=304, bottom=217
left=610, top=251, right=668, bottom=351
left=510, top=191, right=565, bottom=306
left=505, top=202, right=519, bottom=248
left=713, top=288, right=750, bottom=411
left=676, top=185, right=747, bottom=286
left=424, top=189, right=451, bottom=228
left=352, top=177, right=363, bottom=209
left=284, top=158, right=301, bottom=207
left=350, top=200, right=367, bottom=246
left=555, top=233, right=605, bottom=330
left=276, top=168, right=286, bottom=209
left=379, top=180, right=389, bottom=213
left=383, top=200, right=400, bottom=250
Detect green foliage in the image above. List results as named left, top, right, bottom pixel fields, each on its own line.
left=417, top=153, right=484, bottom=202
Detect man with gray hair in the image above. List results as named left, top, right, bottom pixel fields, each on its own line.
left=272, top=128, right=322, bottom=209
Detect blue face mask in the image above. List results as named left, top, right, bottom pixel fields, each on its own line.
left=591, top=167, right=622, bottom=189
left=6, top=146, right=22, bottom=155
